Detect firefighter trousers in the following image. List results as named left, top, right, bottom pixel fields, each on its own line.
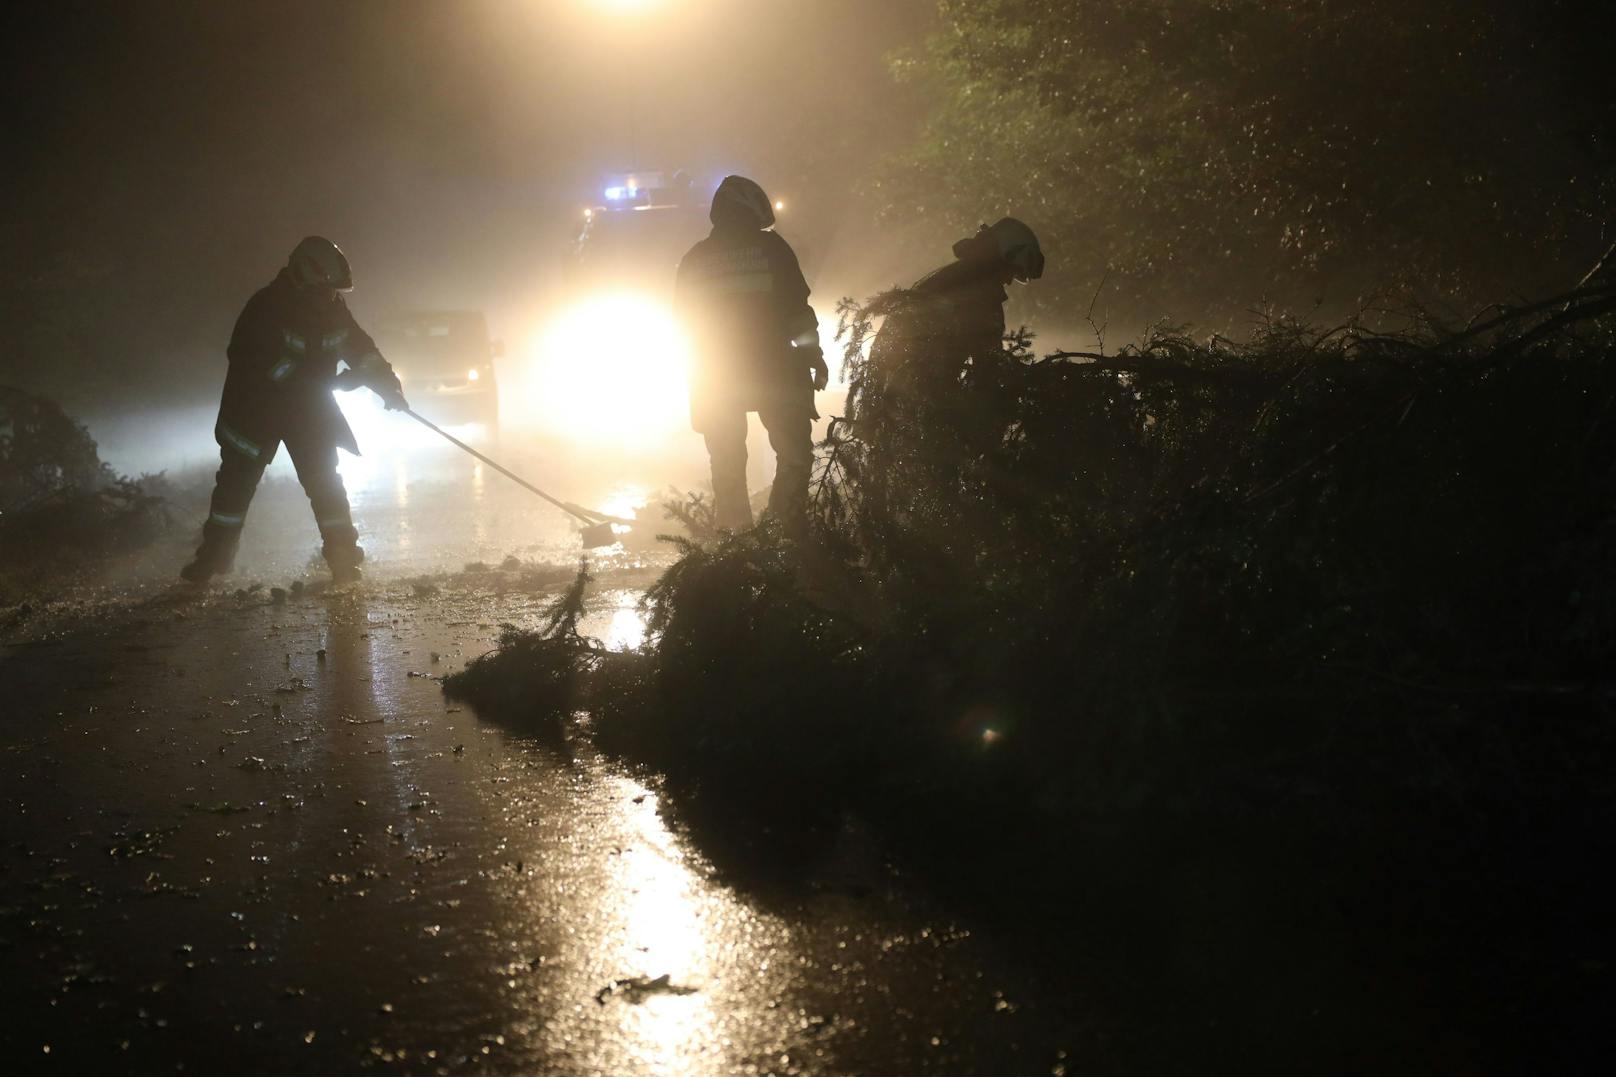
left=198, top=432, right=360, bottom=568
left=702, top=402, right=812, bottom=534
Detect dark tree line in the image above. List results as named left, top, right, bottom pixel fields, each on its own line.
left=874, top=0, right=1616, bottom=325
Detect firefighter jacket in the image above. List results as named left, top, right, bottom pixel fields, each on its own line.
left=911, top=257, right=1009, bottom=364
left=674, top=223, right=819, bottom=431
left=214, top=269, right=400, bottom=463
left=861, top=256, right=1013, bottom=421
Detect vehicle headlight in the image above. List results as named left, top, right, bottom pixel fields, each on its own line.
left=522, top=291, right=691, bottom=448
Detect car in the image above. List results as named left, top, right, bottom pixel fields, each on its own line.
left=373, top=310, right=502, bottom=428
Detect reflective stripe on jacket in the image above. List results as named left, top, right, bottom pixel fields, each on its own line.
left=215, top=269, right=396, bottom=456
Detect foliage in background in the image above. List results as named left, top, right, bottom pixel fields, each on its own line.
left=0, top=386, right=169, bottom=602
left=874, top=0, right=1616, bottom=324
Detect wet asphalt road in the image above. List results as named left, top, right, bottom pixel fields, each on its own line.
left=1, top=445, right=1082, bottom=1075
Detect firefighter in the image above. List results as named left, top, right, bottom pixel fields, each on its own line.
left=848, top=218, right=1044, bottom=569
left=861, top=216, right=1044, bottom=417
left=674, top=175, right=826, bottom=533
left=909, top=217, right=1044, bottom=364
left=180, top=236, right=407, bottom=585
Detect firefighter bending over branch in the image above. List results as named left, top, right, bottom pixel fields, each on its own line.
left=853, top=217, right=1046, bottom=537
left=908, top=217, right=1045, bottom=364
left=675, top=175, right=826, bottom=533
left=862, top=216, right=1044, bottom=427
left=181, top=236, right=407, bottom=585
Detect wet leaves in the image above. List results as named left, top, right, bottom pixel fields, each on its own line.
left=187, top=802, right=252, bottom=816
left=105, top=826, right=179, bottom=860
left=593, top=973, right=696, bottom=1005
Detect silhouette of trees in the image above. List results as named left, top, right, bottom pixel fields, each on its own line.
left=876, top=0, right=1616, bottom=323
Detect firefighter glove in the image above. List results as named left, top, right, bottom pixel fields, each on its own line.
left=379, top=384, right=409, bottom=412
left=803, top=345, right=829, bottom=391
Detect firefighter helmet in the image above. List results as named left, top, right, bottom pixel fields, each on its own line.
left=710, top=175, right=775, bottom=229
left=952, top=218, right=1045, bottom=282
left=987, top=217, right=1044, bottom=282
left=288, top=236, right=354, bottom=292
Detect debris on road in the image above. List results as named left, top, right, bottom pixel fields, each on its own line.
left=593, top=973, right=696, bottom=1005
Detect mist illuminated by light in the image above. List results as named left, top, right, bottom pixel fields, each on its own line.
left=522, top=292, right=692, bottom=449
left=588, top=0, right=665, bottom=13
left=332, top=390, right=491, bottom=494
left=597, top=482, right=648, bottom=522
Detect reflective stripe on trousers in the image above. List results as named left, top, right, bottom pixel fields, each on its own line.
left=217, top=421, right=262, bottom=460
left=201, top=432, right=355, bottom=547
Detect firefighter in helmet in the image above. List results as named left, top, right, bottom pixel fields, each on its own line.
left=180, top=236, right=407, bottom=585
left=675, top=175, right=826, bottom=534
left=910, top=217, right=1044, bottom=362
left=847, top=217, right=1045, bottom=574
left=861, top=216, right=1044, bottom=411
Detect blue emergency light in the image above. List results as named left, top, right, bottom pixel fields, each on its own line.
left=601, top=171, right=669, bottom=206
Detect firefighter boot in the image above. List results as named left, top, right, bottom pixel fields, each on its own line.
left=323, top=537, right=364, bottom=586
left=180, top=520, right=243, bottom=583
left=302, top=453, right=362, bottom=585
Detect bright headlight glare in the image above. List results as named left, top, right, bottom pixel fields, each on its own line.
left=522, top=292, right=691, bottom=448
left=467, top=368, right=480, bottom=381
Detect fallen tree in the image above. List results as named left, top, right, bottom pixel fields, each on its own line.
left=0, top=387, right=169, bottom=603
left=445, top=277, right=1616, bottom=1065
left=452, top=276, right=1616, bottom=805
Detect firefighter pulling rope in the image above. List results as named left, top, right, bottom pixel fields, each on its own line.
left=400, top=408, right=632, bottom=548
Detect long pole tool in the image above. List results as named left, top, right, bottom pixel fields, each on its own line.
left=401, top=408, right=631, bottom=548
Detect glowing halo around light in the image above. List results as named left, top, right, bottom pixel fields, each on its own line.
left=524, top=292, right=691, bottom=449
left=590, top=0, right=663, bottom=12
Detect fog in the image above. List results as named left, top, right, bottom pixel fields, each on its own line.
left=3, top=0, right=930, bottom=494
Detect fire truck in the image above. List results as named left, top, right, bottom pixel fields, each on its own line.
left=562, top=169, right=710, bottom=298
